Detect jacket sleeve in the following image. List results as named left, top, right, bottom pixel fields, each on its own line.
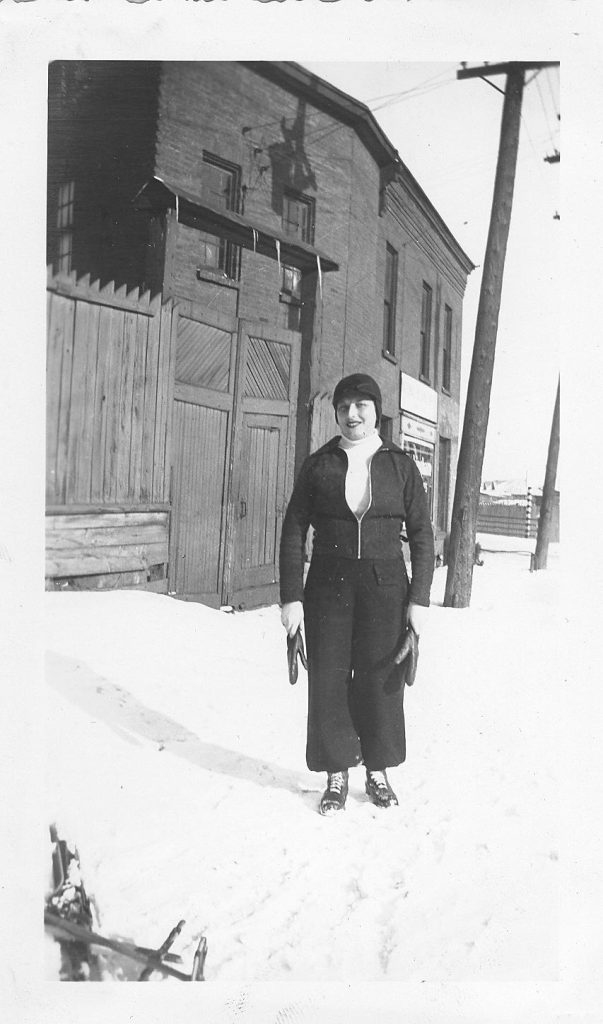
left=279, top=458, right=314, bottom=604
left=403, top=457, right=435, bottom=607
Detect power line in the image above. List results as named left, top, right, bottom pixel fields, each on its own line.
left=545, top=66, right=560, bottom=121
left=363, top=67, right=452, bottom=105
left=521, top=104, right=547, bottom=164
left=369, top=75, right=454, bottom=113
left=302, top=76, right=453, bottom=150
left=535, top=73, right=557, bottom=150
left=240, top=67, right=453, bottom=148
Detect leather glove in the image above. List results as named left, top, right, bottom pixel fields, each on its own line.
left=287, top=628, right=308, bottom=685
left=394, top=625, right=419, bottom=686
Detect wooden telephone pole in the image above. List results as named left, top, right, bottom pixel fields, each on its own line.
left=533, top=377, right=560, bottom=570
left=444, top=61, right=559, bottom=608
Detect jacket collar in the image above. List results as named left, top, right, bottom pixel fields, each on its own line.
left=323, top=434, right=403, bottom=454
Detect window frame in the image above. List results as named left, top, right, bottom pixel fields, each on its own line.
left=442, top=303, right=453, bottom=393
left=420, top=281, right=433, bottom=383
left=280, top=263, right=303, bottom=303
left=382, top=243, right=399, bottom=359
left=278, top=263, right=303, bottom=331
left=198, top=152, right=242, bottom=281
left=281, top=189, right=315, bottom=245
left=201, top=151, right=241, bottom=213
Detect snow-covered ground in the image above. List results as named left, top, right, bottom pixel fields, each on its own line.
left=43, top=536, right=563, bottom=1012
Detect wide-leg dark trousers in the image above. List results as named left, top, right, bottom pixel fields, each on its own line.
left=303, top=555, right=409, bottom=773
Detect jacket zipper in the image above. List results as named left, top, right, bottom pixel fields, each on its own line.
left=355, top=453, right=376, bottom=558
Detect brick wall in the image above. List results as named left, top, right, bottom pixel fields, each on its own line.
left=379, top=182, right=469, bottom=544
left=47, top=61, right=160, bottom=291
left=155, top=63, right=386, bottom=404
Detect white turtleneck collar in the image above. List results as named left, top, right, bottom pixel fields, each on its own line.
left=338, top=431, right=382, bottom=453
left=338, top=431, right=382, bottom=517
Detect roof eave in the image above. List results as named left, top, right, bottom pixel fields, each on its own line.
left=392, top=165, right=476, bottom=275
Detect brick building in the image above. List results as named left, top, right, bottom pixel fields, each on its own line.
left=47, top=60, right=474, bottom=607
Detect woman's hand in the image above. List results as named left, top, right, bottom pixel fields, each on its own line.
left=280, top=601, right=304, bottom=637
left=406, top=602, right=427, bottom=637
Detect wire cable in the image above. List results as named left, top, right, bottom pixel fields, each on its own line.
left=535, top=73, right=557, bottom=151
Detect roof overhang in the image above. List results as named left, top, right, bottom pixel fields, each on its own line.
left=133, top=177, right=339, bottom=273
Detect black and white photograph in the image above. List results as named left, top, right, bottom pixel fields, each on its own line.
left=1, top=2, right=601, bottom=1023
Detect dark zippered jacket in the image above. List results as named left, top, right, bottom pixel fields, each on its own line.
left=279, top=435, right=435, bottom=606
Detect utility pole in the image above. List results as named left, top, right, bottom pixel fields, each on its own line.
left=444, top=61, right=559, bottom=609
left=533, top=377, right=560, bottom=571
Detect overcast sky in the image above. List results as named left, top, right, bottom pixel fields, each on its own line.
left=301, top=62, right=561, bottom=488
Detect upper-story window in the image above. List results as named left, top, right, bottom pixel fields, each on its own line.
left=383, top=243, right=398, bottom=358
left=198, top=152, right=241, bottom=280
left=281, top=264, right=302, bottom=303
left=282, top=190, right=315, bottom=244
left=279, top=264, right=303, bottom=331
left=200, top=152, right=241, bottom=212
left=56, top=180, right=75, bottom=273
left=442, top=304, right=453, bottom=393
left=420, top=281, right=433, bottom=382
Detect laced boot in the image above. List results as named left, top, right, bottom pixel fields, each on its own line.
left=365, top=769, right=398, bottom=808
left=319, top=770, right=349, bottom=815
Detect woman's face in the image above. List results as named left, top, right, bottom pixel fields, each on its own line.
left=336, top=395, right=378, bottom=441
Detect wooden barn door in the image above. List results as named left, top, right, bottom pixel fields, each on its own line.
left=169, top=304, right=237, bottom=605
left=224, top=320, right=300, bottom=609
left=169, top=309, right=300, bottom=608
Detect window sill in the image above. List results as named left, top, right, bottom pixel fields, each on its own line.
left=279, top=293, right=302, bottom=308
left=419, top=374, right=431, bottom=386
left=381, top=350, right=398, bottom=365
left=441, top=386, right=452, bottom=397
left=196, top=267, right=239, bottom=289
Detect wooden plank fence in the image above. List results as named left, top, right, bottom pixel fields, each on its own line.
left=476, top=490, right=563, bottom=541
left=45, top=511, right=170, bottom=585
left=46, top=269, right=176, bottom=589
left=476, top=501, right=539, bottom=539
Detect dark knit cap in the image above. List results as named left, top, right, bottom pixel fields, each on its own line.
left=332, top=373, right=382, bottom=425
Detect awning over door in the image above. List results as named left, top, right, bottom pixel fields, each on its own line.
left=133, top=177, right=339, bottom=273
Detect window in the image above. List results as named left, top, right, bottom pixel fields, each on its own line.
left=383, top=244, right=398, bottom=357
left=279, top=264, right=303, bottom=330
left=279, top=191, right=313, bottom=330
left=281, top=264, right=302, bottom=302
left=56, top=181, right=74, bottom=273
left=442, top=304, right=453, bottom=392
left=198, top=153, right=241, bottom=279
left=282, top=190, right=315, bottom=244
left=200, top=155, right=240, bottom=211
left=420, top=282, right=432, bottom=381
left=437, top=437, right=451, bottom=532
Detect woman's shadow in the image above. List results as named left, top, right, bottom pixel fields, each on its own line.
left=46, top=651, right=313, bottom=798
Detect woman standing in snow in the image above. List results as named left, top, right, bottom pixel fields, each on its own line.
left=279, top=373, right=434, bottom=815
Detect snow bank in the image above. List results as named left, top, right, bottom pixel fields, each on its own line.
left=45, top=547, right=561, bottom=1012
